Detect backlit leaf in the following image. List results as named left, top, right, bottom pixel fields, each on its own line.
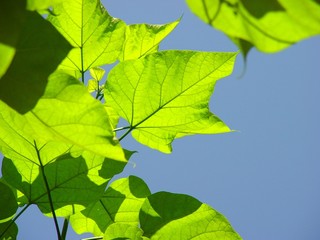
left=0, top=71, right=125, bottom=162
left=140, top=192, right=242, bottom=239
left=186, top=0, right=320, bottom=53
left=48, top=0, right=126, bottom=75
left=120, top=19, right=180, bottom=61
left=90, top=67, right=106, bottom=82
left=2, top=152, right=127, bottom=217
left=105, top=51, right=236, bottom=153
left=26, top=0, right=63, bottom=11
left=104, top=223, right=143, bottom=240
left=70, top=176, right=150, bottom=236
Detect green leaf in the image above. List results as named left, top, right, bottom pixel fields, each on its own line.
left=0, top=221, right=18, bottom=240
left=90, top=67, right=106, bottom=82
left=104, top=223, right=143, bottom=240
left=88, top=79, right=100, bottom=93
left=140, top=192, right=242, bottom=239
left=0, top=182, right=18, bottom=223
left=186, top=0, right=320, bottom=53
left=0, top=1, right=25, bottom=78
left=0, top=71, right=125, bottom=162
left=26, top=0, right=63, bottom=11
left=105, top=50, right=236, bottom=153
left=104, top=105, right=121, bottom=132
left=0, top=0, right=72, bottom=113
left=120, top=19, right=180, bottom=61
left=70, top=176, right=151, bottom=236
left=48, top=0, right=126, bottom=75
left=2, top=151, right=126, bottom=217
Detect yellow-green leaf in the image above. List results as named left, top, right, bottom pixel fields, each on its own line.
left=0, top=71, right=125, bottom=162
left=120, top=19, right=180, bottom=61
left=140, top=192, right=242, bottom=239
left=48, top=0, right=126, bottom=74
left=70, top=176, right=150, bottom=236
left=105, top=51, right=236, bottom=153
left=186, top=0, right=320, bottom=53
left=90, top=67, right=105, bottom=82
left=2, top=152, right=126, bottom=217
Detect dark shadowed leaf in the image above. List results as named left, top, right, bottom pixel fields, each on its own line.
left=70, top=176, right=150, bottom=236
left=2, top=152, right=126, bottom=217
left=0, top=0, right=72, bottom=113
left=140, top=192, right=242, bottom=239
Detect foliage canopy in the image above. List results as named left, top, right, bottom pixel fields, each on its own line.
left=1, top=0, right=319, bottom=239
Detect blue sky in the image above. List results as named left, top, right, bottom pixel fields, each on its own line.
left=2, top=1, right=320, bottom=239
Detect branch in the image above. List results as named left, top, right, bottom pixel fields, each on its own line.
left=34, top=141, right=62, bottom=240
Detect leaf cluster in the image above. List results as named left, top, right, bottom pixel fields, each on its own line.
left=0, top=0, right=239, bottom=239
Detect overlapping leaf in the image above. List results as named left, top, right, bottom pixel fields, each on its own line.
left=120, top=19, right=180, bottom=61
left=102, top=191, right=242, bottom=239
left=70, top=176, right=150, bottom=236
left=186, top=0, right=320, bottom=54
left=0, top=221, right=18, bottom=240
left=0, top=0, right=72, bottom=113
left=48, top=0, right=126, bottom=76
left=0, top=181, right=18, bottom=223
left=0, top=71, right=125, bottom=162
left=139, top=192, right=242, bottom=239
left=105, top=50, right=236, bottom=153
left=2, top=152, right=127, bottom=217
left=104, top=223, right=143, bottom=239
left=26, top=0, right=63, bottom=11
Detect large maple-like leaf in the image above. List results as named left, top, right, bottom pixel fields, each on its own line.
left=186, top=0, right=320, bottom=55
left=105, top=50, right=237, bottom=153
left=103, top=191, right=242, bottom=239
left=70, top=176, right=150, bottom=236
left=48, top=0, right=126, bottom=76
left=139, top=192, right=242, bottom=239
left=0, top=71, right=125, bottom=161
left=2, top=152, right=127, bottom=217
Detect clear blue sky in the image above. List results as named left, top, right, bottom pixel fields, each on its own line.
left=2, top=1, right=320, bottom=239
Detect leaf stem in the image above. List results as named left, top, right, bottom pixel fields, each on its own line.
left=61, top=217, right=69, bottom=240
left=118, top=127, right=133, bottom=142
left=202, top=0, right=222, bottom=25
left=34, top=141, right=62, bottom=240
left=0, top=204, right=30, bottom=239
left=113, top=126, right=131, bottom=132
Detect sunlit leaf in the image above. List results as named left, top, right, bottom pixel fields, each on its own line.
left=87, top=79, right=100, bottom=93
left=104, top=223, right=143, bottom=239
left=186, top=0, right=320, bottom=54
left=0, top=71, right=125, bottom=162
left=120, top=19, right=180, bottom=61
left=2, top=151, right=127, bottom=217
left=105, top=50, right=236, bottom=153
left=0, top=0, right=72, bottom=113
left=48, top=0, right=126, bottom=75
left=140, top=192, right=242, bottom=239
left=90, top=67, right=106, bottom=82
left=26, top=0, right=63, bottom=11
left=70, top=176, right=150, bottom=236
